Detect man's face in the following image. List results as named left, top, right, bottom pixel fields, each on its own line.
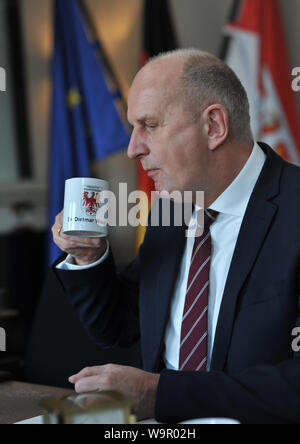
left=127, top=61, right=209, bottom=194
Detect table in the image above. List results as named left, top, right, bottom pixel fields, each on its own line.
left=0, top=381, right=74, bottom=424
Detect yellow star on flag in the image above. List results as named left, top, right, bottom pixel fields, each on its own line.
left=67, top=88, right=82, bottom=109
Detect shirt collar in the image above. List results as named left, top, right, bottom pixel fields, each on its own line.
left=208, top=142, right=266, bottom=217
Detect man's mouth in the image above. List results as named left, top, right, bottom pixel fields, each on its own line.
left=146, top=168, right=160, bottom=178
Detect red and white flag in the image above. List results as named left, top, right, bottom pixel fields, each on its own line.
left=223, top=0, right=300, bottom=164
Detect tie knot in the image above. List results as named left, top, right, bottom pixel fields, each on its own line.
left=204, top=209, right=218, bottom=228
left=195, top=209, right=218, bottom=238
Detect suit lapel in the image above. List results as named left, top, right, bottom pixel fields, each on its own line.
left=210, top=144, right=283, bottom=371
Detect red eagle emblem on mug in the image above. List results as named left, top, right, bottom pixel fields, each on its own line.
left=82, top=191, right=100, bottom=216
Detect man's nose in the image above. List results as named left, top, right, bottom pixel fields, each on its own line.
left=127, top=128, right=150, bottom=160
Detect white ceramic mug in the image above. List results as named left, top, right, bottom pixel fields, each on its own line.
left=63, top=177, right=109, bottom=237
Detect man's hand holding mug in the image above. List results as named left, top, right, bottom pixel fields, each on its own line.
left=52, top=177, right=109, bottom=266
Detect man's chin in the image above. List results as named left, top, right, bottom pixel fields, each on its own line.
left=156, top=189, right=185, bottom=203
left=152, top=181, right=162, bottom=193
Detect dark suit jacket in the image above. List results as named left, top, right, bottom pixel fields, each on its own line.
left=54, top=143, right=300, bottom=424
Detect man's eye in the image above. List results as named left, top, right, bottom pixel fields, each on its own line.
left=146, top=123, right=157, bottom=129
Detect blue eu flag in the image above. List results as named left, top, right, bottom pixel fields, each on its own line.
left=49, top=0, right=130, bottom=264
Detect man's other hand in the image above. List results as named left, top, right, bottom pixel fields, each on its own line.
left=69, top=364, right=160, bottom=421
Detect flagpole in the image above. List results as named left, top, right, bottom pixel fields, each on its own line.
left=219, top=0, right=242, bottom=59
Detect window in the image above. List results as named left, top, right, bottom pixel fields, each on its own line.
left=0, top=0, right=31, bottom=182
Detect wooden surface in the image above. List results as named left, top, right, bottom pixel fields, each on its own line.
left=0, top=381, right=74, bottom=424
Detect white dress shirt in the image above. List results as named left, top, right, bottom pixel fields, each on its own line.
left=163, top=143, right=266, bottom=371
left=57, top=143, right=266, bottom=372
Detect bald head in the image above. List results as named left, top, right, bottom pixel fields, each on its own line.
left=130, top=54, right=185, bottom=110
left=131, top=49, right=253, bottom=144
left=136, top=52, right=185, bottom=83
left=127, top=55, right=188, bottom=133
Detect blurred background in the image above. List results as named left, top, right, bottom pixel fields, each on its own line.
left=1, top=0, right=300, bottom=387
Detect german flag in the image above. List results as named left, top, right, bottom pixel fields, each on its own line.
left=136, top=0, right=178, bottom=250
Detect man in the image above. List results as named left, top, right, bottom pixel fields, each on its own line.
left=52, top=49, right=300, bottom=424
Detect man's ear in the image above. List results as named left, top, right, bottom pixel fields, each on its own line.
left=202, top=104, right=229, bottom=151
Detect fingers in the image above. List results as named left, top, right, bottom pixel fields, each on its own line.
left=74, top=375, right=102, bottom=394
left=69, top=366, right=102, bottom=383
left=56, top=211, right=64, bottom=227
left=51, top=211, right=63, bottom=243
left=58, top=232, right=103, bottom=249
left=68, top=365, right=159, bottom=420
left=69, top=365, right=114, bottom=394
left=51, top=211, right=63, bottom=233
left=51, top=211, right=105, bottom=257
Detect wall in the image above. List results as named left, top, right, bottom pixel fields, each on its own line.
left=20, top=0, right=235, bottom=188
left=2, top=0, right=300, bottom=262
left=0, top=0, right=18, bottom=182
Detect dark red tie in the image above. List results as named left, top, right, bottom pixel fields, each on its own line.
left=179, top=209, right=218, bottom=371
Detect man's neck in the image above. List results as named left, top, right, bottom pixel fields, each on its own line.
left=203, top=142, right=254, bottom=208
